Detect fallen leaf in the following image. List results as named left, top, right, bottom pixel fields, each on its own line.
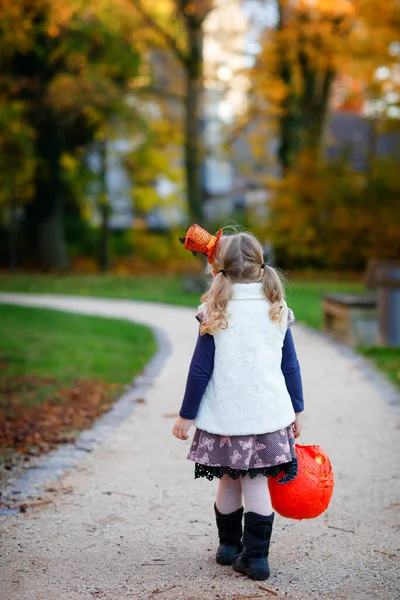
left=0, top=373, right=122, bottom=462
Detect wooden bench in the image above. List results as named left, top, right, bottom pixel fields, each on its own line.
left=322, top=293, right=378, bottom=347
left=365, top=260, right=400, bottom=347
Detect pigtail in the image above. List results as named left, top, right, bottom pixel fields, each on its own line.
left=200, top=269, right=233, bottom=335
left=262, top=265, right=286, bottom=323
left=199, top=230, right=287, bottom=334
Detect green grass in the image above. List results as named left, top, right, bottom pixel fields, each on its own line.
left=0, top=303, right=156, bottom=403
left=1, top=272, right=398, bottom=391
left=0, top=273, right=200, bottom=307
left=0, top=273, right=364, bottom=328
left=285, top=280, right=364, bottom=329
left=0, top=303, right=156, bottom=464
left=358, top=347, right=400, bottom=389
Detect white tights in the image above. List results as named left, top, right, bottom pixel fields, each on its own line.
left=215, top=474, right=273, bottom=516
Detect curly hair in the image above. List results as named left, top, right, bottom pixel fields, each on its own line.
left=200, top=230, right=285, bottom=336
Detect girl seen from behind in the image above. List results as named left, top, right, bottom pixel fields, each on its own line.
left=173, top=225, right=304, bottom=581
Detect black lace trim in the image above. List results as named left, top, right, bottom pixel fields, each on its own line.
left=194, top=457, right=298, bottom=483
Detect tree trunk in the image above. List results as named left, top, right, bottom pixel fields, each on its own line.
left=98, top=141, right=111, bottom=272
left=99, top=203, right=111, bottom=272
left=26, top=114, right=69, bottom=270
left=278, top=83, right=301, bottom=172
left=37, top=208, right=68, bottom=270
left=184, top=23, right=204, bottom=223
left=276, top=1, right=335, bottom=168
left=300, top=68, right=336, bottom=153
left=277, top=64, right=335, bottom=169
left=8, top=194, right=17, bottom=273
left=276, top=2, right=300, bottom=172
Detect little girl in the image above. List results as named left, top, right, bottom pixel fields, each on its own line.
left=173, top=225, right=304, bottom=581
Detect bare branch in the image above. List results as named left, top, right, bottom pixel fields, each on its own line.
left=136, top=85, right=184, bottom=103
left=174, top=0, right=214, bottom=26
left=130, top=0, right=188, bottom=64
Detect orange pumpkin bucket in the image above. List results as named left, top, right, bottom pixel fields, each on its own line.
left=268, top=444, right=334, bottom=520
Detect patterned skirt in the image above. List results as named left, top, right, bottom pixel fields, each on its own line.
left=187, top=425, right=298, bottom=482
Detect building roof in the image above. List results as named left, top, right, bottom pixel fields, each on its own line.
left=326, top=112, right=400, bottom=171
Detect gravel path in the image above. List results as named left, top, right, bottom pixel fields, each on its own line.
left=0, top=293, right=399, bottom=600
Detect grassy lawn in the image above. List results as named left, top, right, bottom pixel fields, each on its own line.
left=285, top=279, right=364, bottom=330
left=0, top=272, right=398, bottom=392
left=0, top=303, right=156, bottom=463
left=358, top=347, right=400, bottom=389
left=0, top=273, right=198, bottom=307
left=0, top=303, right=156, bottom=384
left=1, top=272, right=396, bottom=489
left=0, top=272, right=364, bottom=329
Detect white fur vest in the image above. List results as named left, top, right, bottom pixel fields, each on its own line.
left=195, top=282, right=295, bottom=436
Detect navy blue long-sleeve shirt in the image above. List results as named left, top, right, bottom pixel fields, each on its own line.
left=179, top=328, right=304, bottom=420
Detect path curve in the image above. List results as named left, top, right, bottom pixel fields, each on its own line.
left=0, top=293, right=399, bottom=600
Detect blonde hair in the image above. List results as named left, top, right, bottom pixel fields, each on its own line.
left=200, top=231, right=285, bottom=336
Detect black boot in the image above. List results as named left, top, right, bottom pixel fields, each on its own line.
left=232, top=511, right=274, bottom=580
left=214, top=504, right=243, bottom=565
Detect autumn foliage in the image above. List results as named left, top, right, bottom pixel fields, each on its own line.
left=267, top=149, right=400, bottom=270
left=0, top=303, right=156, bottom=471
left=0, top=373, right=119, bottom=460
left=251, top=0, right=400, bottom=164
left=0, top=0, right=141, bottom=269
left=0, top=0, right=399, bottom=272
left=247, top=0, right=400, bottom=270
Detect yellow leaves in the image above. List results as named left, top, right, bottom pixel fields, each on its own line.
left=48, top=0, right=79, bottom=28
left=297, top=0, right=354, bottom=19
left=133, top=186, right=160, bottom=213
left=48, top=69, right=121, bottom=125
left=252, top=0, right=400, bottom=123
left=184, top=3, right=197, bottom=16
left=60, top=153, right=79, bottom=173
left=182, top=0, right=215, bottom=21
left=265, top=147, right=400, bottom=268
left=246, top=1, right=400, bottom=267
left=0, top=0, right=148, bottom=219
left=82, top=105, right=103, bottom=128
left=0, top=102, right=36, bottom=206
left=47, top=25, right=60, bottom=38
left=65, top=51, right=88, bottom=73
left=0, top=2, right=35, bottom=55
left=129, top=60, right=152, bottom=90
left=47, top=74, right=80, bottom=112
left=264, top=79, right=289, bottom=105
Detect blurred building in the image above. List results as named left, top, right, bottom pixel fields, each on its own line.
left=202, top=0, right=264, bottom=222
left=327, top=66, right=400, bottom=168
left=87, top=140, right=133, bottom=230
left=325, top=113, right=400, bottom=171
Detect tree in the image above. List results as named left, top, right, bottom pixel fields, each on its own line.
left=240, top=0, right=400, bottom=270
left=0, top=0, right=141, bottom=269
left=251, top=0, right=400, bottom=171
left=265, top=149, right=400, bottom=270
left=130, top=0, right=215, bottom=222
left=0, top=103, right=35, bottom=271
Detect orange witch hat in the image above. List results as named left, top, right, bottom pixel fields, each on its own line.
left=179, top=224, right=223, bottom=264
